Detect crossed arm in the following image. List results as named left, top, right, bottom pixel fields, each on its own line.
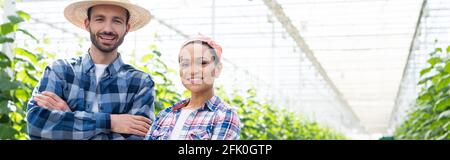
left=27, top=63, right=155, bottom=140
left=33, top=91, right=151, bottom=137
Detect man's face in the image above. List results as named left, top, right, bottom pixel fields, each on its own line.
left=85, top=5, right=130, bottom=53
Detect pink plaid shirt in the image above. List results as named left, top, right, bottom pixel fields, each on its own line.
left=145, top=96, right=240, bottom=140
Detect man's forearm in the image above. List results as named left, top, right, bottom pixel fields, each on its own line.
left=27, top=103, right=111, bottom=140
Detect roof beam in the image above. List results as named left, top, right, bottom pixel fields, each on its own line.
left=389, top=0, right=427, bottom=131
left=151, top=15, right=190, bottom=39
left=262, top=0, right=363, bottom=131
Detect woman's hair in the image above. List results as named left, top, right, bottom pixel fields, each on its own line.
left=181, top=41, right=220, bottom=64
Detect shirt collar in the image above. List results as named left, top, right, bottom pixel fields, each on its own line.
left=172, top=95, right=221, bottom=112
left=81, top=50, right=125, bottom=76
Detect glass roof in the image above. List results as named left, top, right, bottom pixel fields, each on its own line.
left=10, top=0, right=450, bottom=139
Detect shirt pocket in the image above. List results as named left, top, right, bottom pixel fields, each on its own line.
left=187, top=130, right=211, bottom=140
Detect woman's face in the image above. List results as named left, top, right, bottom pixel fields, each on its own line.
left=179, top=43, right=222, bottom=93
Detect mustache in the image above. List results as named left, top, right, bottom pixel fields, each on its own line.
left=97, top=32, right=118, bottom=38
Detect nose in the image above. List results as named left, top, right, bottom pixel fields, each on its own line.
left=189, top=63, right=202, bottom=77
left=102, top=21, right=114, bottom=33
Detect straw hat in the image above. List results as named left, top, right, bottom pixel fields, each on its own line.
left=64, top=0, right=151, bottom=32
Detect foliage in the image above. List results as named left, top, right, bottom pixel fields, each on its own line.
left=126, top=48, right=346, bottom=140
left=216, top=87, right=346, bottom=140
left=0, top=11, right=41, bottom=140
left=126, top=45, right=181, bottom=114
left=395, top=45, right=450, bottom=140
left=0, top=10, right=346, bottom=140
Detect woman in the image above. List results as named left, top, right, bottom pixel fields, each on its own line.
left=145, top=35, right=240, bottom=140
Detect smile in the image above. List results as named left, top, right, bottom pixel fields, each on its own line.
left=187, top=77, right=204, bottom=84
left=97, top=34, right=117, bottom=44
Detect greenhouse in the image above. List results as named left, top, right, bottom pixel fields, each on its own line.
left=0, top=0, right=449, bottom=140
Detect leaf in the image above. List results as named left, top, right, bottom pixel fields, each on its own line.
left=7, top=15, right=24, bottom=24
left=13, top=56, right=27, bottom=63
left=438, top=110, right=450, bottom=120
left=10, top=111, right=24, bottom=123
left=418, top=76, right=432, bottom=85
left=0, top=36, right=14, bottom=44
left=444, top=122, right=450, bottom=131
left=16, top=10, right=30, bottom=21
left=445, top=62, right=450, bottom=73
left=0, top=101, right=10, bottom=114
left=436, top=76, right=450, bottom=91
left=141, top=54, right=154, bottom=63
left=0, top=78, right=19, bottom=92
left=0, top=23, right=18, bottom=36
left=435, top=47, right=443, bottom=53
left=428, top=57, right=442, bottom=66
left=435, top=98, right=450, bottom=112
left=25, top=70, right=39, bottom=83
left=153, top=50, right=161, bottom=57
left=24, top=62, right=37, bottom=71
left=13, top=89, right=28, bottom=104
left=432, top=75, right=441, bottom=84
left=18, top=29, right=38, bottom=43
left=14, top=48, right=37, bottom=64
left=0, top=52, right=12, bottom=68
left=437, top=66, right=446, bottom=73
left=167, top=68, right=177, bottom=74
left=417, top=93, right=432, bottom=103
left=0, top=124, right=18, bottom=139
left=437, top=132, right=449, bottom=140
left=420, top=67, right=432, bottom=76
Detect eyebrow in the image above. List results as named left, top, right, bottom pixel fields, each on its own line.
left=179, top=57, right=211, bottom=62
left=93, top=15, right=105, bottom=19
left=113, top=16, right=125, bottom=21
left=92, top=14, right=125, bottom=21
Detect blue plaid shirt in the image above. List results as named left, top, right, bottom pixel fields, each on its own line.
left=26, top=53, right=155, bottom=140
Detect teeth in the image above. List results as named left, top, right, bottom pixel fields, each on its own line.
left=99, top=35, right=115, bottom=40
left=188, top=77, right=203, bottom=84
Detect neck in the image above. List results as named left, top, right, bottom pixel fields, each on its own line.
left=89, top=45, right=118, bottom=64
left=186, top=89, right=214, bottom=109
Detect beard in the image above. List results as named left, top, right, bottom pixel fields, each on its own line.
left=89, top=29, right=126, bottom=53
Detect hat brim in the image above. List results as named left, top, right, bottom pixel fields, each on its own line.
left=64, top=1, right=151, bottom=32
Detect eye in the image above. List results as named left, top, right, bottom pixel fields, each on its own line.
left=202, top=60, right=211, bottom=66
left=180, top=62, right=189, bottom=68
left=114, top=19, right=123, bottom=24
left=95, top=18, right=104, bottom=22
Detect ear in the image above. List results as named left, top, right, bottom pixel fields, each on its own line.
left=84, top=18, right=90, bottom=31
left=125, top=23, right=131, bottom=33
left=213, top=62, right=222, bottom=78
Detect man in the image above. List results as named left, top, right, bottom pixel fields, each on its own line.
left=26, top=0, right=155, bottom=140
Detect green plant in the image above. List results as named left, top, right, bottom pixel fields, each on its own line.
left=0, top=10, right=41, bottom=140
left=126, top=45, right=181, bottom=114
left=0, top=10, right=345, bottom=140
left=395, top=45, right=450, bottom=140
left=127, top=47, right=346, bottom=140
left=216, top=87, right=346, bottom=140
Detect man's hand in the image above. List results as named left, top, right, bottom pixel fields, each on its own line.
left=111, top=114, right=152, bottom=137
left=33, top=91, right=71, bottom=112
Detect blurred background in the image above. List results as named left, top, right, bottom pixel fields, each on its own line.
left=1, top=0, right=450, bottom=140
